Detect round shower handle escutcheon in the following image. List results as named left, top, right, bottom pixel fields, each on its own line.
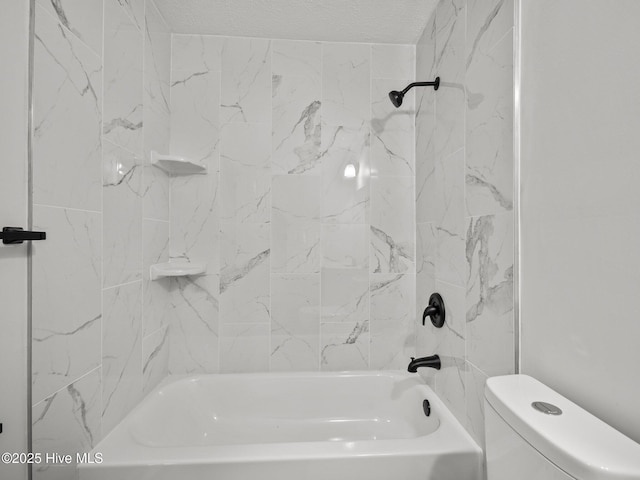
left=422, top=293, right=446, bottom=328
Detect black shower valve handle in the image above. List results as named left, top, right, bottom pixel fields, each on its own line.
left=422, top=293, right=446, bottom=328
left=422, top=305, right=439, bottom=325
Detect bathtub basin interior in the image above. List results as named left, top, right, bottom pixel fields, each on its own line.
left=79, top=371, right=482, bottom=480
left=130, top=372, right=439, bottom=447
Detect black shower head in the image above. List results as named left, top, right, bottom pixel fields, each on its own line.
left=388, top=90, right=404, bottom=108
left=388, top=77, right=440, bottom=108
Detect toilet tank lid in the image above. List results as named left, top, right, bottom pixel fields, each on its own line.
left=485, top=375, right=640, bottom=480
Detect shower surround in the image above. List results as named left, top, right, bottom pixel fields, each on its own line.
left=168, top=37, right=417, bottom=374
left=27, top=0, right=516, bottom=477
left=31, top=0, right=171, bottom=478
left=415, top=0, right=516, bottom=448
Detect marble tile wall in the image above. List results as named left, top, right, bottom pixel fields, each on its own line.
left=169, top=36, right=417, bottom=374
left=31, top=1, right=171, bottom=477
left=415, top=0, right=515, bottom=448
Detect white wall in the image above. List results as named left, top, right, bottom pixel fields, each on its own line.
left=0, top=1, right=30, bottom=479
left=520, top=0, right=640, bottom=443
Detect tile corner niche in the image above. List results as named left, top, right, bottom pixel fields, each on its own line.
left=150, top=151, right=207, bottom=175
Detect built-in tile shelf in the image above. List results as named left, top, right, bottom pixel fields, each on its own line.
left=151, top=151, right=207, bottom=175
left=150, top=260, right=206, bottom=281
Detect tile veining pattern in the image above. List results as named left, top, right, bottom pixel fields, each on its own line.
left=415, top=0, right=515, bottom=448
left=31, top=0, right=171, bottom=477
left=27, top=0, right=511, bottom=471
left=169, top=38, right=417, bottom=374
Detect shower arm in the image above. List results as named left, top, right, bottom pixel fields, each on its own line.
left=401, top=79, right=440, bottom=95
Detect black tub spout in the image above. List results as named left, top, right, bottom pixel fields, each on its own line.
left=407, top=355, right=441, bottom=373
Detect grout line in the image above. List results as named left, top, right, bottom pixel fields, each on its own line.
left=99, top=0, right=106, bottom=445
left=102, top=278, right=143, bottom=292
left=165, top=31, right=417, bottom=48
left=268, top=38, right=272, bottom=374
left=32, top=365, right=102, bottom=408
left=32, top=203, right=102, bottom=215
left=33, top=1, right=102, bottom=60
left=485, top=25, right=515, bottom=58
left=140, top=0, right=147, bottom=377
left=27, top=1, right=36, bottom=476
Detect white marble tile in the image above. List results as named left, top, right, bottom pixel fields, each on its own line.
left=143, top=219, right=170, bottom=336
left=171, top=174, right=220, bottom=270
left=435, top=148, right=465, bottom=287
left=370, top=176, right=415, bottom=273
left=321, top=268, right=369, bottom=324
left=370, top=273, right=416, bottom=369
left=36, top=0, right=103, bottom=55
left=171, top=34, right=222, bottom=72
left=169, top=275, right=219, bottom=374
left=33, top=5, right=102, bottom=211
left=170, top=59, right=220, bottom=169
left=32, top=206, right=102, bottom=405
left=465, top=361, right=489, bottom=449
left=371, top=44, right=415, bottom=79
left=320, top=321, right=369, bottom=371
left=466, top=213, right=514, bottom=375
left=271, top=274, right=320, bottom=323
left=271, top=327, right=319, bottom=372
left=272, top=174, right=320, bottom=220
left=220, top=123, right=271, bottom=223
left=431, top=280, right=466, bottom=421
left=221, top=37, right=271, bottom=124
left=466, top=0, right=514, bottom=70
left=220, top=223, right=270, bottom=323
left=321, top=224, right=369, bottom=269
left=466, top=31, right=514, bottom=217
left=437, top=146, right=465, bottom=232
left=103, top=141, right=143, bottom=288
left=321, top=125, right=370, bottom=224
left=416, top=221, right=437, bottom=286
left=142, top=166, right=170, bottom=222
left=272, top=40, right=321, bottom=79
left=221, top=122, right=271, bottom=169
left=371, top=78, right=415, bottom=177
left=416, top=222, right=438, bottom=356
left=416, top=12, right=437, bottom=221
left=322, top=43, right=371, bottom=128
left=142, top=0, right=171, bottom=221
left=220, top=324, right=270, bottom=373
left=116, top=0, right=144, bottom=32
left=271, top=274, right=320, bottom=371
left=271, top=220, right=321, bottom=274
left=142, top=325, right=170, bottom=395
left=102, top=281, right=143, bottom=435
left=32, top=368, right=101, bottom=480
left=416, top=13, right=436, bottom=70
left=272, top=75, right=322, bottom=175
left=272, top=175, right=321, bottom=273
left=417, top=223, right=437, bottom=279
left=415, top=21, right=437, bottom=224
left=436, top=227, right=466, bottom=289
left=144, top=1, right=170, bottom=87
left=103, top=0, right=143, bottom=156
left=434, top=0, right=466, bottom=161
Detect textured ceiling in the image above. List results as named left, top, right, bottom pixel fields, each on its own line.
left=153, top=0, right=437, bottom=44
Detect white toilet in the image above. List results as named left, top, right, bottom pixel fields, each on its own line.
left=484, top=375, right=640, bottom=480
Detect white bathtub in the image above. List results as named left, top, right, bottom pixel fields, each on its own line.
left=78, top=371, right=482, bottom=480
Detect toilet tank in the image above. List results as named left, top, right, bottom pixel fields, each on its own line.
left=484, top=375, right=640, bottom=480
